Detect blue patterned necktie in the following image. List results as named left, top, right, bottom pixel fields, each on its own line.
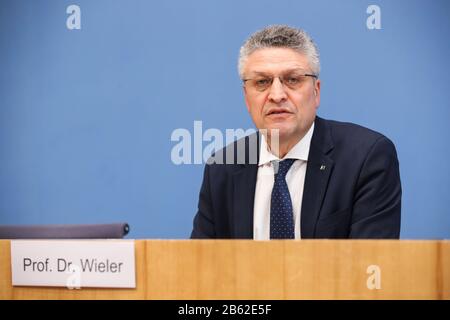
left=270, top=159, right=296, bottom=239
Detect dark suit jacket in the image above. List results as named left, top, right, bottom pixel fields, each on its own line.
left=191, top=116, right=401, bottom=239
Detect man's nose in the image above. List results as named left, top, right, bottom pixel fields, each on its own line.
left=267, top=77, right=287, bottom=103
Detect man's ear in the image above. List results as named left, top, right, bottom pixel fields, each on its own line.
left=314, top=79, right=321, bottom=108
left=243, top=86, right=251, bottom=113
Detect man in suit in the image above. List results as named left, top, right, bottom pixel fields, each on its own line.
left=191, top=25, right=401, bottom=239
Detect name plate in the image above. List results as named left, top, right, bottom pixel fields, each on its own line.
left=11, top=240, right=136, bottom=288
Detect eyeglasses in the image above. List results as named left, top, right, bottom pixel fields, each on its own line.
left=243, top=71, right=318, bottom=92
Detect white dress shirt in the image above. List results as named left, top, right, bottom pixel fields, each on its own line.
left=253, top=123, right=315, bottom=240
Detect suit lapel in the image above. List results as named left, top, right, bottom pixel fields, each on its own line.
left=301, top=117, right=335, bottom=238
left=231, top=132, right=260, bottom=239
left=232, top=165, right=258, bottom=238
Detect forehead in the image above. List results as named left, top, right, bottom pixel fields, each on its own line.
left=243, top=47, right=311, bottom=74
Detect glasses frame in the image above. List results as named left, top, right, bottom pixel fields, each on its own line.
left=242, top=72, right=318, bottom=92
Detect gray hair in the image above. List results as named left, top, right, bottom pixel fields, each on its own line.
left=238, top=25, right=320, bottom=79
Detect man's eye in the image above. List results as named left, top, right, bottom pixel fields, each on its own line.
left=286, top=77, right=301, bottom=85
left=255, top=79, right=271, bottom=86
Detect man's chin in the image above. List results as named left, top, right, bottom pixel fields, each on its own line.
left=262, top=126, right=294, bottom=141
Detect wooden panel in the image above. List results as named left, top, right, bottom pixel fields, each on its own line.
left=441, top=241, right=450, bottom=300
left=145, top=240, right=286, bottom=299
left=283, top=240, right=440, bottom=299
left=0, top=240, right=449, bottom=300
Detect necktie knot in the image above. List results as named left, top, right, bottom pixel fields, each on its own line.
left=274, top=159, right=296, bottom=179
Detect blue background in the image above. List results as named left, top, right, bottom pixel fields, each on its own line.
left=0, top=0, right=449, bottom=239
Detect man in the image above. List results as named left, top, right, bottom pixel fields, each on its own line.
left=191, top=25, right=401, bottom=239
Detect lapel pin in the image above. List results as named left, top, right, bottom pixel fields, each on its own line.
left=320, top=165, right=326, bottom=171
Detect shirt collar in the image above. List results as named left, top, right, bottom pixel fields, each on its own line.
left=258, top=122, right=315, bottom=166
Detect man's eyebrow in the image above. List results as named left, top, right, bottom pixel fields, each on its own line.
left=248, top=71, right=272, bottom=76
left=248, top=68, right=308, bottom=76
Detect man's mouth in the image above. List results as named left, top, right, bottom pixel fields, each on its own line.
left=267, top=109, right=292, bottom=116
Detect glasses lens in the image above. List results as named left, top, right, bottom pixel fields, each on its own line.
left=252, top=77, right=272, bottom=91
left=281, top=73, right=308, bottom=89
